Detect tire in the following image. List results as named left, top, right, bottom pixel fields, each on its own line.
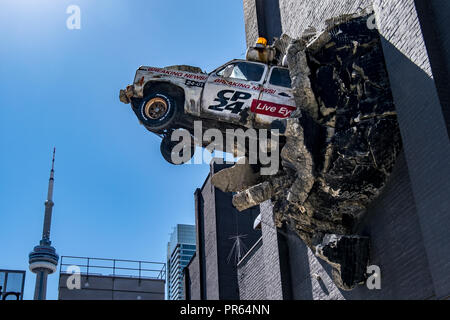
left=160, top=134, right=195, bottom=165
left=136, top=92, right=177, bottom=132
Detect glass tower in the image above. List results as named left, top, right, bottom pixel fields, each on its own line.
left=167, top=224, right=196, bottom=300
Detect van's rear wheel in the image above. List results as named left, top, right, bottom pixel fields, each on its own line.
left=160, top=134, right=195, bottom=165
left=137, top=92, right=177, bottom=131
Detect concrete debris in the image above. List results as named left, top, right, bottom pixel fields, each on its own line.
left=232, top=175, right=294, bottom=212
left=232, top=181, right=273, bottom=212
left=211, top=163, right=261, bottom=193
left=286, top=39, right=319, bottom=119
left=315, top=234, right=370, bottom=290
left=213, top=13, right=402, bottom=290
left=281, top=118, right=315, bottom=205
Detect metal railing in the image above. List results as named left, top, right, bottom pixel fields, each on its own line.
left=60, top=256, right=166, bottom=281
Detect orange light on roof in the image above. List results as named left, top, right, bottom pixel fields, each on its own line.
left=256, top=37, right=268, bottom=47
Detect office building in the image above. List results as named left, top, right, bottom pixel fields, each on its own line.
left=167, top=224, right=196, bottom=300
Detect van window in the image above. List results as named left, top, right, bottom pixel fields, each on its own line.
left=217, top=61, right=265, bottom=82
left=269, top=67, right=292, bottom=88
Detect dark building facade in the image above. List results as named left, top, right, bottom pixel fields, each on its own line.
left=237, top=201, right=290, bottom=300
left=242, top=0, right=450, bottom=300
left=184, top=161, right=261, bottom=300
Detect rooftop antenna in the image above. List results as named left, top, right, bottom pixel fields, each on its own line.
left=227, top=234, right=249, bottom=265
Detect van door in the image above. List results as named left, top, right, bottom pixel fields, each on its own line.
left=201, top=60, right=267, bottom=124
left=252, top=66, right=296, bottom=126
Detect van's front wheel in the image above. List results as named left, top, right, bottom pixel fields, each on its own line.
left=137, top=92, right=177, bottom=132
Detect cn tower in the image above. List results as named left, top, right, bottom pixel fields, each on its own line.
left=28, top=148, right=59, bottom=300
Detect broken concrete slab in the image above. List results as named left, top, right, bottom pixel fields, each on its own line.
left=315, top=234, right=370, bottom=291
left=232, top=175, right=294, bottom=212
left=286, top=39, right=319, bottom=119
left=232, top=181, right=273, bottom=212
left=211, top=163, right=261, bottom=193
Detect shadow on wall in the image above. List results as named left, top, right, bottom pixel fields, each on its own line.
left=283, top=35, right=443, bottom=299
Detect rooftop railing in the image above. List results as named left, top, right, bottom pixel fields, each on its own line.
left=59, top=256, right=166, bottom=281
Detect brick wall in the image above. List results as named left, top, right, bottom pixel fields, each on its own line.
left=279, top=0, right=372, bottom=39
left=201, top=170, right=220, bottom=300
left=374, top=0, right=432, bottom=75
left=259, top=201, right=284, bottom=300
left=237, top=239, right=266, bottom=300
left=415, top=0, right=450, bottom=135
left=243, top=0, right=260, bottom=47
left=373, top=0, right=450, bottom=299
left=242, top=0, right=450, bottom=300
left=185, top=254, right=201, bottom=300
left=237, top=201, right=285, bottom=300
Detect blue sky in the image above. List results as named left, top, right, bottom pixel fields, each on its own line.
left=0, top=0, right=246, bottom=300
